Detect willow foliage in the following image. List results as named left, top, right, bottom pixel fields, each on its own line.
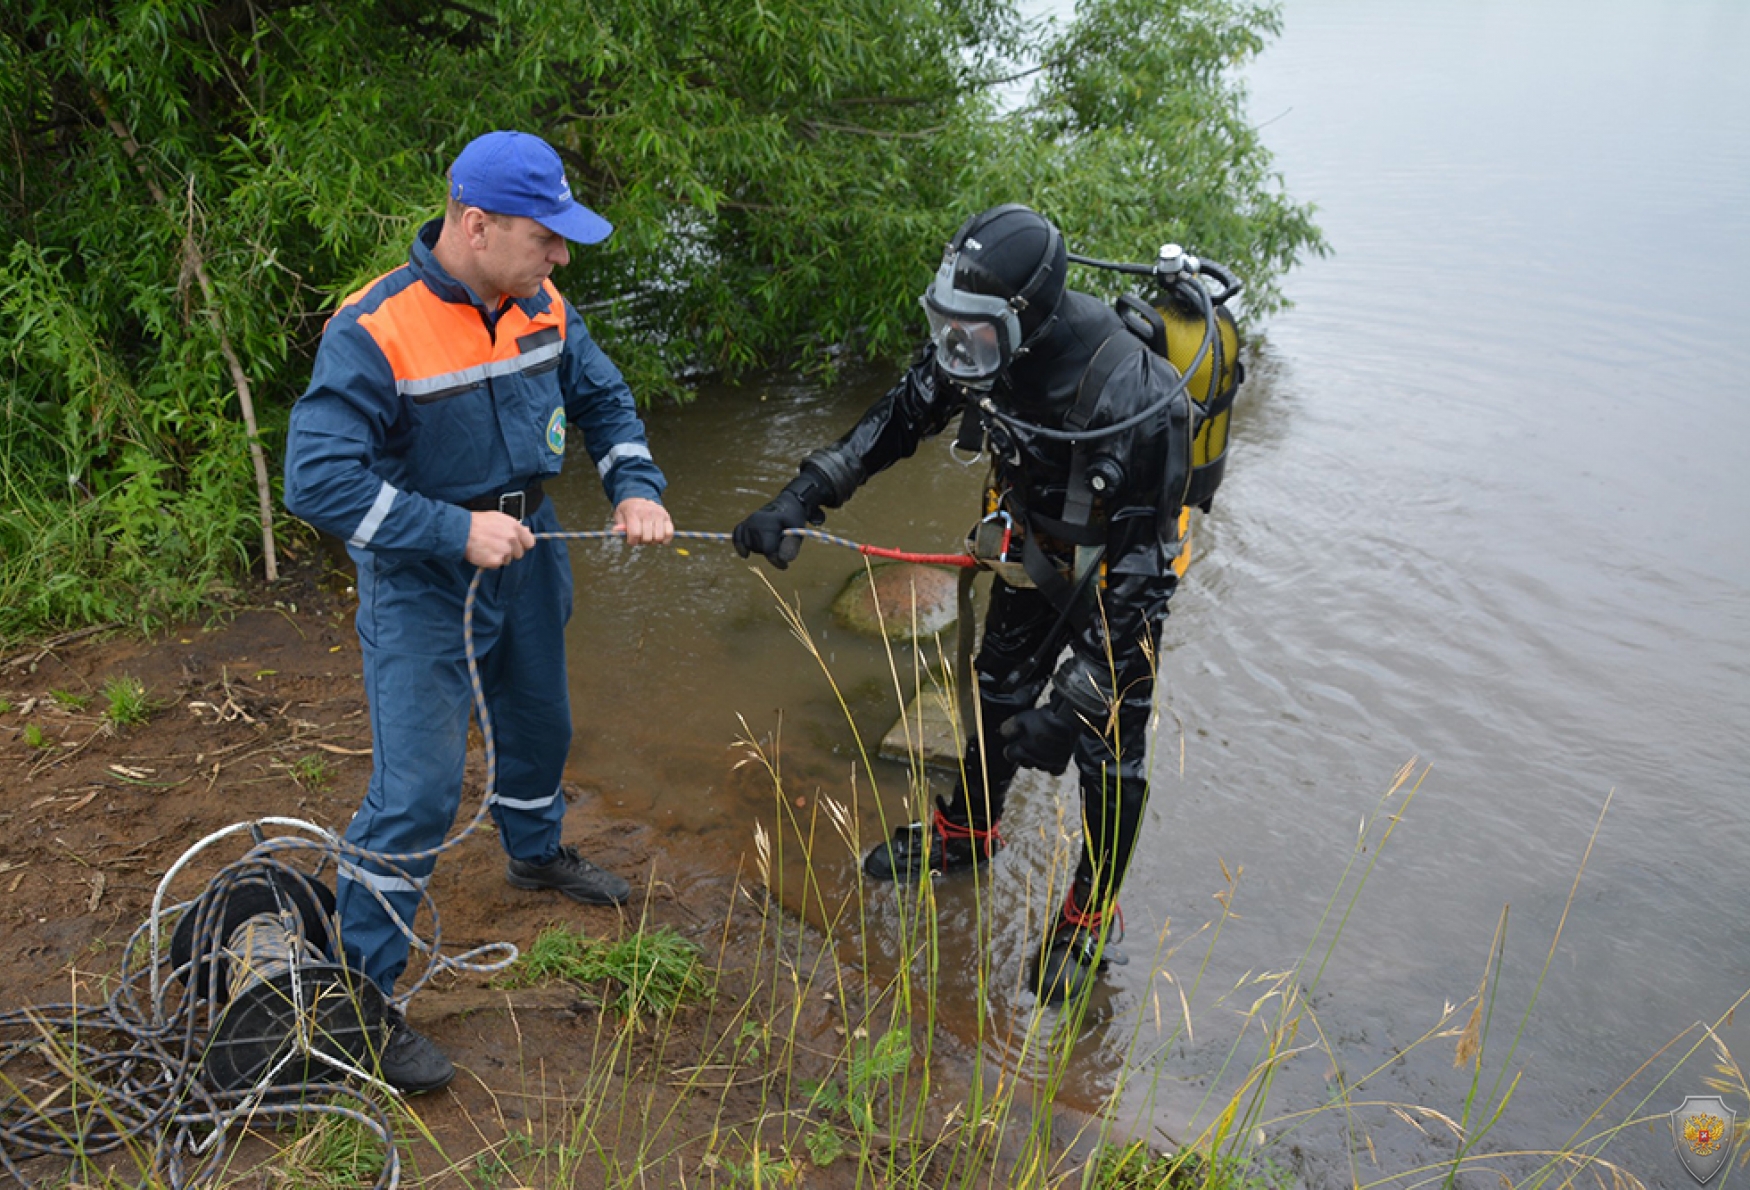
left=0, top=0, right=1323, bottom=640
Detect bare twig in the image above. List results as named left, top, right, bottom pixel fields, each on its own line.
left=1, top=624, right=120, bottom=673
left=798, top=120, right=948, bottom=142
left=87, top=87, right=280, bottom=582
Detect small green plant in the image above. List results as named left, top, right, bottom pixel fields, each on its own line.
left=289, top=753, right=335, bottom=791
left=803, top=1124, right=846, bottom=1168
left=0, top=698, right=13, bottom=714
left=495, top=923, right=711, bottom=1018
left=1091, top=1142, right=1189, bottom=1188
left=471, top=1129, right=554, bottom=1188
left=1090, top=1141, right=1291, bottom=1190
left=710, top=1148, right=802, bottom=1188
left=127, top=912, right=179, bottom=970
left=803, top=1026, right=912, bottom=1139
left=100, top=674, right=151, bottom=728
left=735, top=1018, right=768, bottom=1062
left=22, top=723, right=49, bottom=749
left=49, top=687, right=91, bottom=710
left=281, top=1104, right=390, bottom=1190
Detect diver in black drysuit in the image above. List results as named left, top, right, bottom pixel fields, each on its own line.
left=734, top=205, right=1199, bottom=1004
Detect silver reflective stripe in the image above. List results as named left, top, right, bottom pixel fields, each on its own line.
left=487, top=789, right=560, bottom=811
left=596, top=441, right=653, bottom=478
left=397, top=341, right=562, bottom=399
left=349, top=482, right=399, bottom=548
left=338, top=860, right=427, bottom=895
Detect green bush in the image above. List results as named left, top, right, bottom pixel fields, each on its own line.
left=1, top=0, right=1323, bottom=644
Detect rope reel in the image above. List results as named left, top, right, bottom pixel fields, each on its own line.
left=169, top=866, right=386, bottom=1093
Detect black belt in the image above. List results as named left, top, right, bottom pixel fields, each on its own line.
left=461, top=479, right=545, bottom=521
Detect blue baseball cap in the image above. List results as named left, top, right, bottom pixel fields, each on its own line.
left=448, top=130, right=613, bottom=245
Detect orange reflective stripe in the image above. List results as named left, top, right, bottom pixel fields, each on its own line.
left=339, top=267, right=400, bottom=312
left=352, top=278, right=566, bottom=388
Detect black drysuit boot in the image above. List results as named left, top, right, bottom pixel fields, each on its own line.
left=862, top=798, right=1003, bottom=883
left=1030, top=881, right=1127, bottom=1007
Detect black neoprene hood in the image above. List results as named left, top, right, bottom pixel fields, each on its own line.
left=949, top=205, right=1068, bottom=338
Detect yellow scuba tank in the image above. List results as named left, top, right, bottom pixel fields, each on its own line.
left=1156, top=282, right=1240, bottom=512
left=1116, top=243, right=1243, bottom=513
left=1098, top=244, right=1243, bottom=576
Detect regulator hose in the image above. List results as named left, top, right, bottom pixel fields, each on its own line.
left=976, top=261, right=1220, bottom=445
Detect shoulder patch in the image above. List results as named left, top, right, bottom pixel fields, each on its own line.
left=547, top=408, right=566, bottom=454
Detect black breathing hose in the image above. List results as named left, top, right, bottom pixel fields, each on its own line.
left=977, top=251, right=1234, bottom=445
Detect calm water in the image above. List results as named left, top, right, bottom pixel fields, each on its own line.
left=546, top=0, right=1750, bottom=1181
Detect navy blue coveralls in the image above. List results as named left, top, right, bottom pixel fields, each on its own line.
left=284, top=219, right=667, bottom=995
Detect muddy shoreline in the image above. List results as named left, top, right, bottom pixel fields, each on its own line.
left=0, top=558, right=854, bottom=1184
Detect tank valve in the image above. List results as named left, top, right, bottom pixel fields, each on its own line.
left=1157, top=243, right=1201, bottom=280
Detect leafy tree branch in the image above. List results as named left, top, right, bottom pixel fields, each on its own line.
left=0, top=0, right=1324, bottom=642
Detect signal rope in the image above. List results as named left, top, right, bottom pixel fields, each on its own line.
left=526, top=526, right=979, bottom=569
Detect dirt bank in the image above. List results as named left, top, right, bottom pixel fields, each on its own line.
left=0, top=559, right=880, bottom=1188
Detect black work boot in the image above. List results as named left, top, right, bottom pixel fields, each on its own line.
left=1030, top=889, right=1126, bottom=1007
left=376, top=1009, right=455, bottom=1093
left=507, top=844, right=631, bottom=905
left=862, top=807, right=1002, bottom=883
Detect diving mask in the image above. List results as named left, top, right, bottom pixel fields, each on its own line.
left=920, top=252, right=1023, bottom=389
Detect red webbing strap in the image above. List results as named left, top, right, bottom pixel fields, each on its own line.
left=932, top=808, right=1002, bottom=855
left=1062, top=883, right=1124, bottom=937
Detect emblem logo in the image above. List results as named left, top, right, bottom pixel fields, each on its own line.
left=1670, top=1095, right=1736, bottom=1184
left=546, top=408, right=566, bottom=455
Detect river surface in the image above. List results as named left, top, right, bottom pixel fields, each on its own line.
left=545, top=0, right=1750, bottom=1182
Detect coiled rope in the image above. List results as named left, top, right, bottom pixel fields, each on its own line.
left=0, top=525, right=974, bottom=1188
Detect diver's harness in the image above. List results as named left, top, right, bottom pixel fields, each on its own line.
left=957, top=244, right=1244, bottom=694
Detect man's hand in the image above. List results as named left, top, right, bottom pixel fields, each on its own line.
left=465, top=510, right=536, bottom=569
left=614, top=497, right=674, bottom=545
left=999, top=696, right=1082, bottom=775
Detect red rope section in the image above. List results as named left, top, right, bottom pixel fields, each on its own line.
left=858, top=544, right=980, bottom=568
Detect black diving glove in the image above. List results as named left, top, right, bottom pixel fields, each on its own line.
left=733, top=474, right=828, bottom=569
left=1000, top=694, right=1080, bottom=776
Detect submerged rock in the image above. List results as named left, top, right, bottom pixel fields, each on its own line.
left=878, top=685, right=965, bottom=772
left=831, top=562, right=960, bottom=641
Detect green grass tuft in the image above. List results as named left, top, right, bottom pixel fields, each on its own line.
left=281, top=1104, right=391, bottom=1189
left=288, top=753, right=335, bottom=791
left=495, top=923, right=712, bottom=1019
left=49, top=687, right=91, bottom=710
left=1090, top=1140, right=1293, bottom=1190
left=101, top=674, right=152, bottom=728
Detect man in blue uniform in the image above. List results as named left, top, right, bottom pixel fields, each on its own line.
left=284, top=130, right=673, bottom=1091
